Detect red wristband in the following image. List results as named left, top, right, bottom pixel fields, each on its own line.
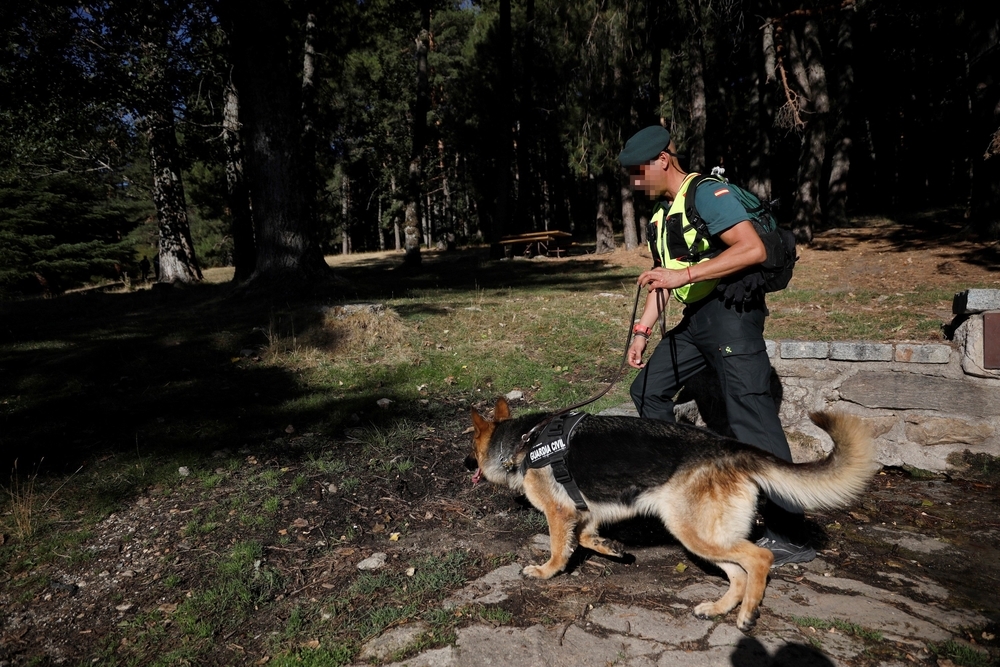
left=632, top=323, right=652, bottom=337
left=686, top=266, right=693, bottom=283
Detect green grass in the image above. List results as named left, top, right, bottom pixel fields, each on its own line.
left=165, top=540, right=283, bottom=655
left=262, top=495, right=282, bottom=513
left=930, top=639, right=997, bottom=667
left=950, top=451, right=1000, bottom=481
left=263, top=552, right=473, bottom=665
left=791, top=616, right=884, bottom=642
left=2, top=238, right=996, bottom=664
left=269, top=644, right=354, bottom=667
left=477, top=605, right=513, bottom=624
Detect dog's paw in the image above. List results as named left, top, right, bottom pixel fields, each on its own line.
left=522, top=564, right=557, bottom=579
left=604, top=539, right=626, bottom=558
left=580, top=535, right=625, bottom=558
left=693, top=602, right=718, bottom=620
left=736, top=607, right=760, bottom=632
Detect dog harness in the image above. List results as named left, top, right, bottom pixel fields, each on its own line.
left=519, top=412, right=589, bottom=510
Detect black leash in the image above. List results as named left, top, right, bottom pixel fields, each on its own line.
left=519, top=281, right=647, bottom=449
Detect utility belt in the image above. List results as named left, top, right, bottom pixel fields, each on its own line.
left=520, top=412, right=589, bottom=510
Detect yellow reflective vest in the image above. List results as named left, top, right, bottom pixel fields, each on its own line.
left=649, top=174, right=719, bottom=304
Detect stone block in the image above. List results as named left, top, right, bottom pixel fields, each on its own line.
left=780, top=341, right=829, bottom=359
left=864, top=416, right=900, bottom=439
left=773, top=362, right=842, bottom=381
left=953, top=288, right=1000, bottom=314
left=359, top=622, right=430, bottom=661
left=903, top=416, right=994, bottom=446
left=839, top=371, right=1000, bottom=417
left=765, top=339, right=778, bottom=358
left=589, top=603, right=713, bottom=645
left=894, top=343, right=952, bottom=364
left=830, top=342, right=894, bottom=361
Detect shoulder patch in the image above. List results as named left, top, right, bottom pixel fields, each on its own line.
left=714, top=188, right=730, bottom=197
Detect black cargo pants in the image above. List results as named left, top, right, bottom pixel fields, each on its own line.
left=630, top=294, right=800, bottom=515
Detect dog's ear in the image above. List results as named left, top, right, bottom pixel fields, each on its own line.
left=471, top=407, right=490, bottom=438
left=494, top=397, right=511, bottom=421
left=470, top=407, right=496, bottom=462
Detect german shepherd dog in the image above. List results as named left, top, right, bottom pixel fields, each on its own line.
left=466, top=399, right=874, bottom=631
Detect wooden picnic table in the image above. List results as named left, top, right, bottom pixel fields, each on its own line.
left=498, top=230, right=572, bottom=258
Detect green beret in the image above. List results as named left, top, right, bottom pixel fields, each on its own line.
left=618, top=126, right=671, bottom=167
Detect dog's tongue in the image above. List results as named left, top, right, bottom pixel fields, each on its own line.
left=471, top=468, right=483, bottom=485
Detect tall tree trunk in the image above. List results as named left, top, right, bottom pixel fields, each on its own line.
left=790, top=18, right=829, bottom=242
left=300, top=5, right=320, bottom=236
left=826, top=11, right=854, bottom=227
left=595, top=178, right=615, bottom=254
left=404, top=3, right=431, bottom=266
left=515, top=0, right=535, bottom=232
left=646, top=0, right=662, bottom=125
left=223, top=0, right=330, bottom=286
left=967, top=7, right=1000, bottom=239
left=147, top=102, right=202, bottom=284
left=749, top=10, right=774, bottom=201
left=341, top=174, right=350, bottom=254
left=492, top=0, right=513, bottom=255
left=424, top=192, right=433, bottom=248
left=389, top=173, right=401, bottom=250
left=683, top=0, right=707, bottom=172
left=621, top=179, right=638, bottom=250
left=139, top=19, right=201, bottom=285
left=438, top=139, right=454, bottom=236
left=223, top=78, right=256, bottom=282
left=377, top=196, right=385, bottom=251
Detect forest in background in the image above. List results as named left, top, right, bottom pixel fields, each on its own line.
left=1, top=0, right=998, bottom=297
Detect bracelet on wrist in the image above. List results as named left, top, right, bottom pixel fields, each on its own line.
left=632, top=323, right=652, bottom=337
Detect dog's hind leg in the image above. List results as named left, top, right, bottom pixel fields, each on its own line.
left=685, top=539, right=772, bottom=631
left=654, top=475, right=770, bottom=631
left=693, top=561, right=746, bottom=620
left=522, top=471, right=578, bottom=579
left=577, top=520, right=624, bottom=558
left=732, top=540, right=774, bottom=630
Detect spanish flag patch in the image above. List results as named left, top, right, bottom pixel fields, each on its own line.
left=714, top=188, right=730, bottom=197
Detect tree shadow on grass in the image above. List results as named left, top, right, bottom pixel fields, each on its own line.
left=810, top=213, right=1000, bottom=273
left=0, top=285, right=412, bottom=479
left=0, top=250, right=637, bottom=479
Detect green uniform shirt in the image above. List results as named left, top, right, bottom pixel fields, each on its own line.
left=691, top=180, right=751, bottom=236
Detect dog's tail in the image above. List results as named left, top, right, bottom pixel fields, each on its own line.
left=752, top=411, right=875, bottom=511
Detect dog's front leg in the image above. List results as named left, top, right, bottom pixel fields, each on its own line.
left=522, top=470, right=577, bottom=579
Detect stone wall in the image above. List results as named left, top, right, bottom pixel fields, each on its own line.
left=339, top=291, right=998, bottom=473
left=669, top=290, right=1000, bottom=472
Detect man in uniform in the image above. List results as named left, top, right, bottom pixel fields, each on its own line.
left=620, top=125, right=814, bottom=566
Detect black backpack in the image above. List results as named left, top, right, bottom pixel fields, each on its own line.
left=684, top=174, right=797, bottom=293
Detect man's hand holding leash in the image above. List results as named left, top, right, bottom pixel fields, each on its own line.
left=628, top=267, right=691, bottom=369
left=637, top=266, right=692, bottom=291
left=627, top=327, right=650, bottom=369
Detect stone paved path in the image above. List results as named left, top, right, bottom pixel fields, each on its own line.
left=351, top=550, right=987, bottom=667
left=347, top=402, right=995, bottom=667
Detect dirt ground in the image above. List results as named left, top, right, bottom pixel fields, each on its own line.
left=2, top=223, right=1000, bottom=666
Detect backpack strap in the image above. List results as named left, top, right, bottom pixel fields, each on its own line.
left=682, top=174, right=722, bottom=262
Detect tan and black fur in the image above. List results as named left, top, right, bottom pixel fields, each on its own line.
left=466, top=398, right=874, bottom=631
